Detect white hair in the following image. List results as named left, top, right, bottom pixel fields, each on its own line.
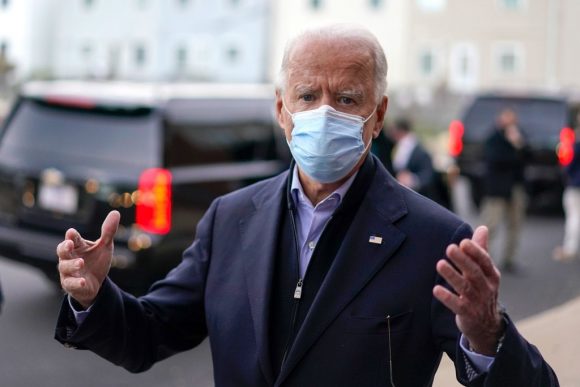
left=275, top=24, right=388, bottom=101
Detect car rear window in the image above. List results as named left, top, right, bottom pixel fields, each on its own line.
left=0, top=99, right=159, bottom=168
left=163, top=98, right=278, bottom=167
left=463, top=97, right=568, bottom=146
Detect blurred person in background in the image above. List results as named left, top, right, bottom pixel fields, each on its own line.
left=390, top=118, right=436, bottom=195
left=54, top=25, right=557, bottom=386
left=389, top=118, right=451, bottom=208
left=553, top=112, right=580, bottom=262
left=480, top=108, right=529, bottom=273
left=370, top=126, right=394, bottom=174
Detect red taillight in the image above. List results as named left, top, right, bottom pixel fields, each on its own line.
left=557, top=127, right=575, bottom=166
left=136, top=168, right=172, bottom=234
left=448, top=120, right=465, bottom=157
left=44, top=96, right=96, bottom=109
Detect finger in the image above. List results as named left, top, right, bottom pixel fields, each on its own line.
left=433, top=285, right=462, bottom=316
left=58, top=258, right=84, bottom=277
left=56, top=240, right=76, bottom=261
left=99, top=210, right=120, bottom=246
left=471, top=225, right=489, bottom=252
left=64, top=228, right=84, bottom=248
left=436, top=259, right=469, bottom=296
left=459, top=239, right=499, bottom=279
left=61, top=276, right=87, bottom=292
left=446, top=244, right=481, bottom=277
left=446, top=244, right=488, bottom=289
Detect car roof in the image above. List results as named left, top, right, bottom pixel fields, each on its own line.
left=20, top=81, right=276, bottom=109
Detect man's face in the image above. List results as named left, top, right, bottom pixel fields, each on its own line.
left=498, top=109, right=517, bottom=128
left=275, top=37, right=388, bottom=149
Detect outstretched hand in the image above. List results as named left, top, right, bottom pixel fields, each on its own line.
left=56, top=211, right=120, bottom=309
left=433, top=226, right=504, bottom=355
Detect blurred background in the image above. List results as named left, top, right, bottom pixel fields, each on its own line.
left=1, top=0, right=580, bottom=386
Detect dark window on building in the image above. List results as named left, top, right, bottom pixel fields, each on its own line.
left=419, top=51, right=434, bottom=76
left=1, top=0, right=9, bottom=9
left=0, top=42, right=7, bottom=59
left=83, top=0, right=95, bottom=9
left=226, top=46, right=240, bottom=64
left=134, top=45, right=146, bottom=67
left=178, top=0, right=190, bottom=7
left=501, top=0, right=523, bottom=10
left=81, top=44, right=92, bottom=60
left=310, top=0, right=322, bottom=10
left=370, top=0, right=383, bottom=8
left=176, top=46, right=187, bottom=70
left=499, top=51, right=516, bottom=73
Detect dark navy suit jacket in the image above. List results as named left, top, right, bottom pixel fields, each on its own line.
left=55, top=157, right=558, bottom=386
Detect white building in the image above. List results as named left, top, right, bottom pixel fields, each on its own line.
left=270, top=0, right=580, bottom=96
left=0, top=0, right=57, bottom=80
left=1, top=0, right=270, bottom=83
left=53, top=0, right=271, bottom=82
left=270, top=0, right=409, bottom=90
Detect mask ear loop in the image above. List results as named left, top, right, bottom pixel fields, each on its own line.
left=282, top=99, right=294, bottom=118
left=360, top=108, right=378, bottom=152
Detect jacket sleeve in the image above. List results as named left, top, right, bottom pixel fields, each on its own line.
left=455, top=313, right=559, bottom=386
left=54, top=198, right=220, bottom=373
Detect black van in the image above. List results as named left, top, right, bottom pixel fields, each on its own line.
left=0, top=81, right=288, bottom=293
left=449, top=93, right=579, bottom=210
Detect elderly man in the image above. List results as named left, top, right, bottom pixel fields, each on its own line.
left=55, top=25, right=557, bottom=386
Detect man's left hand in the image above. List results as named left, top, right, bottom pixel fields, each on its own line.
left=433, top=226, right=504, bottom=356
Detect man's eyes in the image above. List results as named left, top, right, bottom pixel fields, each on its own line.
left=338, top=96, right=355, bottom=105
left=297, top=94, right=357, bottom=105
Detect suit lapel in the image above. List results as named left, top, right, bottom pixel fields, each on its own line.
left=239, top=173, right=288, bottom=386
left=277, top=166, right=408, bottom=384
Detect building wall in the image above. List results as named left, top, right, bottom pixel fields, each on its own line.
left=558, top=0, right=580, bottom=91
left=269, top=0, right=409, bottom=91
left=0, top=0, right=56, bottom=79
left=270, top=0, right=580, bottom=95
left=407, top=0, right=551, bottom=93
left=52, top=0, right=270, bottom=82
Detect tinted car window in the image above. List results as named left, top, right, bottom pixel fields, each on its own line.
left=164, top=98, right=278, bottom=167
left=463, top=97, right=568, bottom=147
left=0, top=99, right=159, bottom=168
left=164, top=123, right=277, bottom=167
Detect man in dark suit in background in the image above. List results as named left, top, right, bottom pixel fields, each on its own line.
left=389, top=118, right=451, bottom=208
left=480, top=108, right=529, bottom=272
left=55, top=25, right=557, bottom=386
left=390, top=119, right=436, bottom=193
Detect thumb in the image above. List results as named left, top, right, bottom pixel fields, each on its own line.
left=472, top=225, right=489, bottom=252
left=100, top=210, right=120, bottom=246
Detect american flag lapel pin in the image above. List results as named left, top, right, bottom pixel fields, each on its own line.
left=369, top=235, right=383, bottom=245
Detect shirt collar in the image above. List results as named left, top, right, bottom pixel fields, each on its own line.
left=290, top=165, right=358, bottom=209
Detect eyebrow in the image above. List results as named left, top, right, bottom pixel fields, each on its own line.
left=337, top=89, right=364, bottom=99
left=293, top=85, right=317, bottom=95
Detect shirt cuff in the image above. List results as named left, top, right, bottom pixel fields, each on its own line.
left=68, top=295, right=93, bottom=325
left=460, top=334, right=495, bottom=373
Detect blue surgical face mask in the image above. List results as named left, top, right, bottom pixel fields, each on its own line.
left=284, top=103, right=375, bottom=183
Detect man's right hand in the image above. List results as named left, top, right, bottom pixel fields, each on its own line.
left=56, top=211, right=120, bottom=309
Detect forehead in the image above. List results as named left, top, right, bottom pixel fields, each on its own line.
left=286, top=38, right=375, bottom=92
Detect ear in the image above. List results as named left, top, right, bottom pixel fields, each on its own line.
left=372, top=95, right=389, bottom=138
left=275, top=89, right=287, bottom=129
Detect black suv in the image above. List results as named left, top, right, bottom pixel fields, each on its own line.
left=0, top=81, right=287, bottom=293
left=449, top=93, right=579, bottom=210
